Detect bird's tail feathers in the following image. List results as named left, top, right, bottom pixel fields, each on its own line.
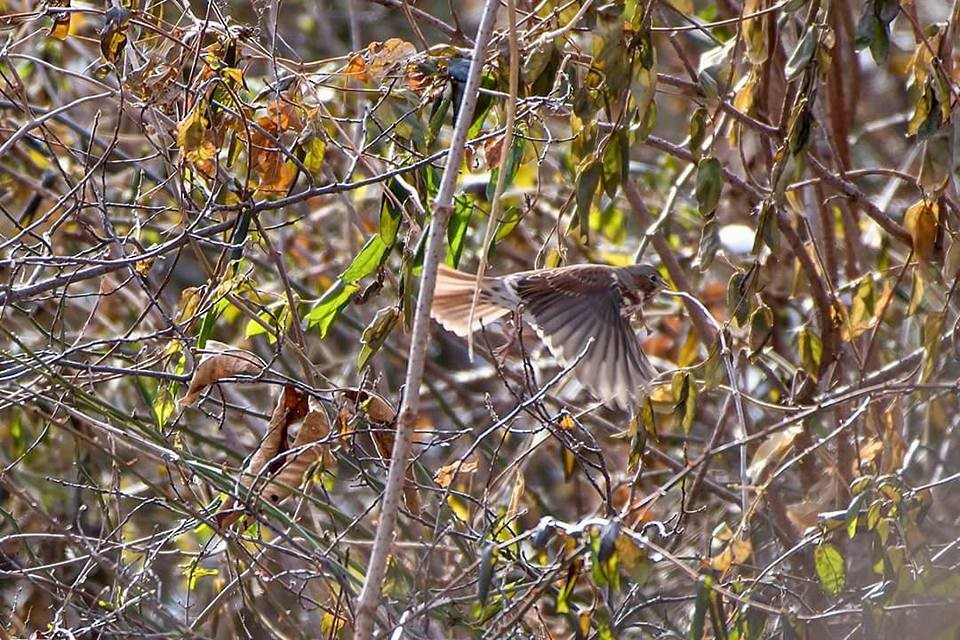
left=432, top=264, right=511, bottom=336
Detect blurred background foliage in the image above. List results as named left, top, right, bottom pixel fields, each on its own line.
left=1, top=0, right=960, bottom=637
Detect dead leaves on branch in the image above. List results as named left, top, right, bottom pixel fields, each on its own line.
left=345, top=38, right=419, bottom=89
left=216, top=385, right=333, bottom=527
left=179, top=341, right=263, bottom=407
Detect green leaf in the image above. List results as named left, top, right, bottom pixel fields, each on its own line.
left=357, top=306, right=398, bottom=370
left=300, top=136, right=326, bottom=176
left=486, top=137, right=524, bottom=201
left=694, top=214, right=719, bottom=271
left=854, top=1, right=878, bottom=51
left=689, top=107, right=708, bottom=161
left=785, top=25, right=818, bottom=81
left=575, top=159, right=602, bottom=242
left=305, top=280, right=358, bottom=337
left=446, top=195, right=475, bottom=267
left=688, top=575, right=712, bottom=640
left=845, top=492, right=866, bottom=539
left=494, top=205, right=521, bottom=244
left=379, top=178, right=411, bottom=245
left=342, top=235, right=389, bottom=283
left=727, top=270, right=752, bottom=327
left=695, top=156, right=723, bottom=216
left=814, top=543, right=846, bottom=596
left=748, top=301, right=774, bottom=354
left=671, top=371, right=698, bottom=433
left=797, top=325, right=823, bottom=379
left=477, top=542, right=496, bottom=606
left=555, top=558, right=581, bottom=614
left=590, top=203, right=626, bottom=244
left=601, top=130, right=628, bottom=198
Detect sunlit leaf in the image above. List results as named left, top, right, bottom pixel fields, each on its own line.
left=749, top=425, right=802, bottom=481
left=903, top=198, right=940, bottom=263
left=433, top=457, right=479, bottom=489
left=797, top=325, right=823, bottom=379
left=342, top=235, right=390, bottom=283
left=575, top=159, right=602, bottom=242
left=305, top=280, right=359, bottom=337
left=671, top=371, right=697, bottom=433
left=814, top=543, right=846, bottom=595
left=446, top=195, right=474, bottom=267
left=48, top=0, right=71, bottom=40
left=785, top=25, right=818, bottom=81
left=99, top=6, right=130, bottom=64
left=358, top=306, right=399, bottom=370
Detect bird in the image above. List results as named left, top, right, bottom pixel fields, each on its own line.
left=431, top=262, right=667, bottom=407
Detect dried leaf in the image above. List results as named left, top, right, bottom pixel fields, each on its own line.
left=336, top=388, right=397, bottom=425
left=748, top=425, right=802, bottom=481
left=180, top=341, right=263, bottom=406
left=433, top=457, right=479, bottom=488
left=347, top=38, right=417, bottom=86
left=215, top=386, right=320, bottom=527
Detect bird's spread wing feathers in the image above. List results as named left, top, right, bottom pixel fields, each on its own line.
left=513, top=266, right=656, bottom=406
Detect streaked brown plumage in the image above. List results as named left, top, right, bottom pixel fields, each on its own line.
left=431, top=263, right=666, bottom=407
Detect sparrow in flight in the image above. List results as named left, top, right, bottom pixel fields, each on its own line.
left=431, top=262, right=667, bottom=407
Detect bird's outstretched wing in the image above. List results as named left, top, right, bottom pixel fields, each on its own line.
left=511, top=265, right=656, bottom=407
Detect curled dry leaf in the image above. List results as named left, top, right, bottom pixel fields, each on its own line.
left=180, top=341, right=263, bottom=407
left=747, top=425, right=803, bottom=482
left=216, top=385, right=333, bottom=527
left=335, top=388, right=421, bottom=513
left=336, top=387, right=397, bottom=424
left=433, top=457, right=480, bottom=489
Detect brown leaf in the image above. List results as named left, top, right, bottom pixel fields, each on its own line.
left=336, top=388, right=397, bottom=425
left=215, top=386, right=312, bottom=527
left=257, top=399, right=332, bottom=506
left=433, top=457, right=479, bottom=489
left=334, top=388, right=420, bottom=511
left=179, top=341, right=263, bottom=407
left=350, top=38, right=417, bottom=86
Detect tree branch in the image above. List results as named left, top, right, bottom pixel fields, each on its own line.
left=352, top=1, right=501, bottom=636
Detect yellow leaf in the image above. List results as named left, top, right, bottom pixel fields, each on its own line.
left=176, top=104, right=212, bottom=164
left=742, top=0, right=769, bottom=64
left=302, top=136, right=326, bottom=175
left=903, top=198, right=939, bottom=262
left=99, top=6, right=130, bottom=64
left=48, top=0, right=71, bottom=40
left=446, top=495, right=470, bottom=522
left=222, top=67, right=243, bottom=85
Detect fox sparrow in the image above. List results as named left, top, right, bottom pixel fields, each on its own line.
left=431, top=263, right=667, bottom=407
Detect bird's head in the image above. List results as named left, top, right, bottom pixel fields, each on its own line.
left=621, top=264, right=667, bottom=301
